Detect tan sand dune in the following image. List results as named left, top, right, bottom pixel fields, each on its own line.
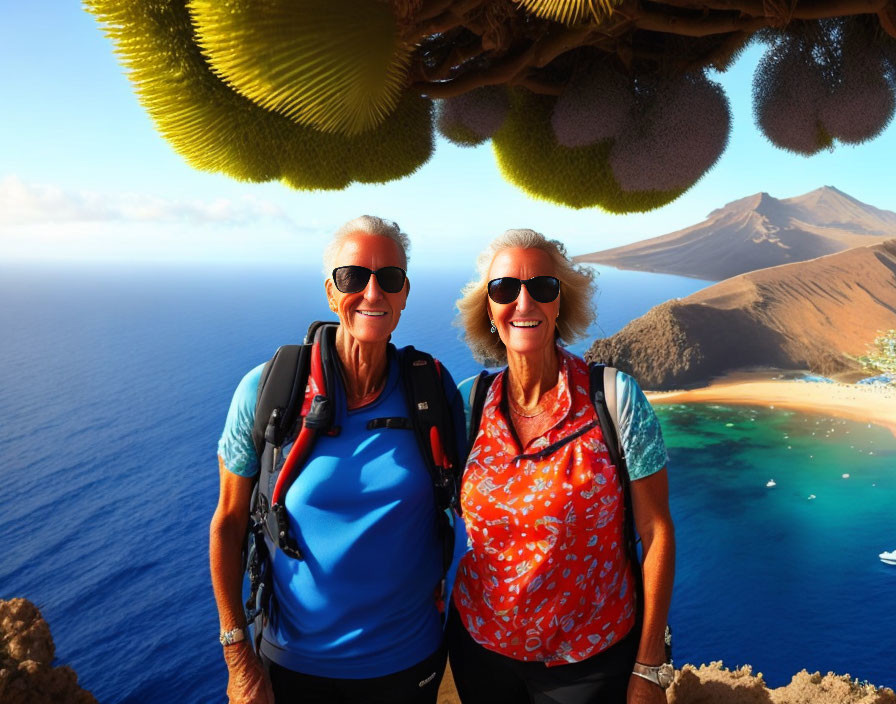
left=575, top=187, right=896, bottom=281
left=586, top=240, right=896, bottom=390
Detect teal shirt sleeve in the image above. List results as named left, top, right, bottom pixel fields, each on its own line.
left=615, top=370, right=669, bottom=481
left=217, top=363, right=265, bottom=477
left=457, top=374, right=478, bottom=435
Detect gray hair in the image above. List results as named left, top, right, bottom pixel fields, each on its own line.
left=322, top=215, right=411, bottom=277
left=456, top=228, right=596, bottom=365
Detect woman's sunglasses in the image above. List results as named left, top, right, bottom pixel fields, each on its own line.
left=487, top=276, right=560, bottom=304
left=332, top=265, right=407, bottom=294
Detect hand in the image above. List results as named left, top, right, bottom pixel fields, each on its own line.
left=224, top=641, right=275, bottom=704
left=627, top=673, right=668, bottom=704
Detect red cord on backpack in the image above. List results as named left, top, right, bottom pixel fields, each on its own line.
left=271, top=338, right=327, bottom=506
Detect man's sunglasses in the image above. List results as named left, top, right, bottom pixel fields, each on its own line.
left=332, top=265, right=407, bottom=294
left=487, top=276, right=560, bottom=304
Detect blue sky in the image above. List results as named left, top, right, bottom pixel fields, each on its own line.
left=2, top=3, right=895, bottom=268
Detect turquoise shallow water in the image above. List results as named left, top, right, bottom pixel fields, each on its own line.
left=659, top=403, right=896, bottom=687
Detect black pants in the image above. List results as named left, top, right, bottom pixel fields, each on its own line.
left=261, top=644, right=446, bottom=704
left=446, top=609, right=638, bottom=704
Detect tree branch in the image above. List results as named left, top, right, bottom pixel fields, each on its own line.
left=791, top=0, right=888, bottom=19
left=407, top=0, right=484, bottom=40
left=418, top=0, right=457, bottom=21
left=513, top=75, right=565, bottom=94
left=878, top=1, right=896, bottom=36
left=646, top=0, right=887, bottom=16
left=413, top=26, right=594, bottom=97
left=421, top=40, right=486, bottom=81
left=632, top=8, right=767, bottom=35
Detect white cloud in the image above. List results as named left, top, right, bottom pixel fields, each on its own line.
left=0, top=174, right=296, bottom=227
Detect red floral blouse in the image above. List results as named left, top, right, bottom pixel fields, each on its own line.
left=453, top=349, right=636, bottom=665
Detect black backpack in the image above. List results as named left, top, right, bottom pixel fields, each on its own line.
left=466, top=364, right=672, bottom=660
left=242, top=321, right=461, bottom=648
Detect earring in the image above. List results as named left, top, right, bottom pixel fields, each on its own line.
left=490, top=320, right=496, bottom=334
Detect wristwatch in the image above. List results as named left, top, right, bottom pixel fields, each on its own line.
left=219, top=627, right=247, bottom=647
left=632, top=661, right=675, bottom=689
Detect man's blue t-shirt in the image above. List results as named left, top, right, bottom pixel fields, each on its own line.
left=218, top=347, right=466, bottom=678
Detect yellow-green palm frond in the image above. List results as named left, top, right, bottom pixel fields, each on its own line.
left=83, top=0, right=432, bottom=189
left=189, top=0, right=413, bottom=136
left=346, top=94, right=434, bottom=184
left=280, top=93, right=434, bottom=189
left=515, top=0, right=622, bottom=26
left=86, top=0, right=285, bottom=181
left=492, top=90, right=682, bottom=212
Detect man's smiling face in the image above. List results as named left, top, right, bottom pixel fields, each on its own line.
left=325, top=231, right=409, bottom=345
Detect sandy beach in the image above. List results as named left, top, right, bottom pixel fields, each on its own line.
left=646, top=371, right=896, bottom=437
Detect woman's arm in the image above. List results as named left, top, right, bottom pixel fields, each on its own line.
left=628, top=467, right=675, bottom=702
left=209, top=456, right=274, bottom=704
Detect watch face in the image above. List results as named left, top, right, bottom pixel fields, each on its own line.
left=657, top=663, right=675, bottom=688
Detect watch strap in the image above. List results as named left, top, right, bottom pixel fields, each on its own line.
left=632, top=661, right=675, bottom=689
left=219, top=626, right=247, bottom=646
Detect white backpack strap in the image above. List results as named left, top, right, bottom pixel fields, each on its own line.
left=602, top=365, right=621, bottom=455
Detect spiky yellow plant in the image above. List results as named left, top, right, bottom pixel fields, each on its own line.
left=492, top=90, right=682, bottom=212
left=516, top=0, right=621, bottom=26
left=84, top=0, right=432, bottom=188
left=189, top=0, right=413, bottom=136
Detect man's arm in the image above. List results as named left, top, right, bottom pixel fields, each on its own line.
left=209, top=456, right=274, bottom=704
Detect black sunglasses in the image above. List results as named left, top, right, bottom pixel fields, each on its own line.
left=487, top=276, right=560, bottom=304
left=332, top=265, right=407, bottom=294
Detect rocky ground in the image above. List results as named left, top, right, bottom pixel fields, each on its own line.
left=4, top=598, right=894, bottom=703
left=0, top=599, right=96, bottom=704
left=437, top=662, right=896, bottom=704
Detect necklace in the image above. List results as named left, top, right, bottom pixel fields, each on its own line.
left=508, top=397, right=547, bottom=418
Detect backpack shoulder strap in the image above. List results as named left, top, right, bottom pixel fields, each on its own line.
left=252, top=344, right=305, bottom=459
left=589, top=362, right=644, bottom=615
left=602, top=366, right=620, bottom=449
left=398, top=346, right=459, bottom=506
left=251, top=320, right=338, bottom=458
left=589, top=364, right=623, bottom=471
left=467, top=370, right=497, bottom=447
left=397, top=346, right=463, bottom=580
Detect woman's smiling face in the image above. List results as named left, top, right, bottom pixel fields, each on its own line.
left=325, top=232, right=409, bottom=345
left=487, top=247, right=560, bottom=360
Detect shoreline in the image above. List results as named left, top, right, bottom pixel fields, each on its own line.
left=645, top=372, right=896, bottom=437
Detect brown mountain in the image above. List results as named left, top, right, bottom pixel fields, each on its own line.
left=575, top=187, right=896, bottom=281
left=584, top=239, right=896, bottom=390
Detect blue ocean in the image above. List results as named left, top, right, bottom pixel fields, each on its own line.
left=1, top=262, right=894, bottom=702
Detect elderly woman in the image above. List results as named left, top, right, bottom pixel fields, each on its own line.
left=449, top=229, right=675, bottom=704
left=210, top=216, right=465, bottom=704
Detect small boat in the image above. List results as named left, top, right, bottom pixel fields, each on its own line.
left=766, top=479, right=776, bottom=487
left=881, top=550, right=896, bottom=565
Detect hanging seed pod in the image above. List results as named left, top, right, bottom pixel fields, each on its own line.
left=611, top=72, right=731, bottom=192
left=820, top=22, right=895, bottom=144
left=190, top=0, right=413, bottom=136
left=753, top=35, right=833, bottom=155
left=492, top=89, right=683, bottom=212
left=436, top=87, right=510, bottom=146
left=551, top=64, right=634, bottom=147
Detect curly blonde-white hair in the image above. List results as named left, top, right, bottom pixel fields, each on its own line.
left=457, top=229, right=596, bottom=365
